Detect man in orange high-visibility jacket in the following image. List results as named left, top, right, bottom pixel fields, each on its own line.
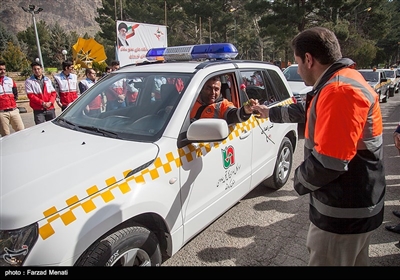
left=190, top=76, right=257, bottom=124
left=253, top=27, right=386, bottom=266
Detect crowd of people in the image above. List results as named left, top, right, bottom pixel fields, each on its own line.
left=1, top=26, right=399, bottom=266
left=1, top=59, right=121, bottom=128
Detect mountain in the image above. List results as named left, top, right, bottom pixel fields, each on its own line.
left=0, top=0, right=103, bottom=36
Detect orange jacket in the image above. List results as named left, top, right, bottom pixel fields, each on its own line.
left=190, top=95, right=250, bottom=124
left=269, top=58, right=385, bottom=234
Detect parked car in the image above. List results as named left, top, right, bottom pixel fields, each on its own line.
left=382, top=68, right=399, bottom=96
left=0, top=43, right=298, bottom=266
left=358, top=68, right=390, bottom=103
left=282, top=64, right=312, bottom=105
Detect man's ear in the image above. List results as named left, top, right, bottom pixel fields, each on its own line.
left=304, top=53, right=313, bottom=69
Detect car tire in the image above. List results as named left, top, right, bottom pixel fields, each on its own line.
left=389, top=88, right=395, bottom=97
left=262, top=136, right=293, bottom=190
left=382, top=92, right=388, bottom=103
left=75, top=224, right=162, bottom=266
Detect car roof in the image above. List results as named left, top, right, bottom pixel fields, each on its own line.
left=358, top=69, right=383, bottom=72
left=116, top=59, right=277, bottom=74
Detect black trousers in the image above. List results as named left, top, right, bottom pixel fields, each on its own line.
left=33, top=109, right=56, bottom=124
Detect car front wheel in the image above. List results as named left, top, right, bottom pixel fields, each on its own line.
left=261, top=136, right=293, bottom=190
left=75, top=224, right=162, bottom=266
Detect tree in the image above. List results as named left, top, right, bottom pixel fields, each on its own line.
left=3, top=0, right=396, bottom=70
left=17, top=20, right=51, bottom=66
left=0, top=41, right=30, bottom=72
left=47, top=22, right=73, bottom=67
left=0, top=22, right=19, bottom=52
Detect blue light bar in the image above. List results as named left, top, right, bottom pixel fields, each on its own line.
left=146, top=43, right=238, bottom=62
left=191, top=43, right=238, bottom=59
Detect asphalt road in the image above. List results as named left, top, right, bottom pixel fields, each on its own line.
left=11, top=93, right=400, bottom=267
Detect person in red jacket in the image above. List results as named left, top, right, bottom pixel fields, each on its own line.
left=53, top=61, right=78, bottom=111
left=78, top=68, right=102, bottom=116
left=25, top=62, right=57, bottom=124
left=0, top=60, right=25, bottom=136
left=253, top=27, right=386, bottom=266
left=190, top=75, right=257, bottom=124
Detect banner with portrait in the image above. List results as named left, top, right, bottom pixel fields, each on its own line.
left=116, top=20, right=168, bottom=66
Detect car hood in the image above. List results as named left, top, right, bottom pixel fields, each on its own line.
left=287, top=81, right=309, bottom=95
left=366, top=81, right=379, bottom=88
left=0, top=122, right=159, bottom=230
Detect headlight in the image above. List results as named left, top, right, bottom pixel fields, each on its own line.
left=0, top=223, right=38, bottom=266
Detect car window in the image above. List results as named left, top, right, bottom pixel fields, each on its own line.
left=384, top=70, right=395, bottom=78
left=283, top=66, right=303, bottom=81
left=359, top=71, right=378, bottom=82
left=238, top=69, right=290, bottom=106
left=266, top=69, right=291, bottom=102
left=239, top=70, right=267, bottom=105
left=55, top=72, right=192, bottom=142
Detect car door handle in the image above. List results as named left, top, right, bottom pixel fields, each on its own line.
left=239, top=129, right=251, bottom=139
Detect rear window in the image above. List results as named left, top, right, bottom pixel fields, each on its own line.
left=359, top=71, right=378, bottom=82
left=283, top=66, right=303, bottom=82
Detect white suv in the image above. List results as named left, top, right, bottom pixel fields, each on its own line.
left=0, top=43, right=298, bottom=266
left=282, top=64, right=312, bottom=105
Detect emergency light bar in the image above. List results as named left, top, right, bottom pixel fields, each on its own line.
left=146, top=43, right=238, bottom=62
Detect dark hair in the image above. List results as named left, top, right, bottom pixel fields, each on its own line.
left=105, top=66, right=111, bottom=72
left=291, top=27, right=342, bottom=65
left=208, top=76, right=221, bottom=83
left=118, top=22, right=128, bottom=31
left=0, top=60, right=5, bottom=66
left=111, top=60, right=120, bottom=67
left=85, top=68, right=95, bottom=75
left=62, top=60, right=73, bottom=71
left=31, top=61, right=42, bottom=68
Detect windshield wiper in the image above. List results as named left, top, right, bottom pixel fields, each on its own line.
left=76, top=125, right=120, bottom=138
left=57, top=117, right=78, bottom=130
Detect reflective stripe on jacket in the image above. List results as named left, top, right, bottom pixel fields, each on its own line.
left=25, top=75, right=57, bottom=110
left=0, top=76, right=17, bottom=110
left=54, top=72, right=78, bottom=106
left=190, top=95, right=251, bottom=124
left=79, top=78, right=101, bottom=110
left=293, top=59, right=386, bottom=234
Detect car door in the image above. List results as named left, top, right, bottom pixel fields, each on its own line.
left=237, top=68, right=284, bottom=188
left=179, top=71, right=253, bottom=240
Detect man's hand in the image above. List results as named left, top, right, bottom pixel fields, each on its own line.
left=118, top=94, right=125, bottom=101
left=43, top=102, right=53, bottom=109
left=252, top=104, right=270, bottom=119
left=243, top=98, right=259, bottom=114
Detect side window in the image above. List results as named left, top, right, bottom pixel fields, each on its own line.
left=238, top=70, right=268, bottom=105
left=266, top=69, right=291, bottom=102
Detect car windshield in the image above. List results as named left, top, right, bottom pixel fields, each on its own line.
left=283, top=66, right=303, bottom=82
left=53, top=72, right=192, bottom=142
left=359, top=71, right=378, bottom=82
left=384, top=70, right=395, bottom=78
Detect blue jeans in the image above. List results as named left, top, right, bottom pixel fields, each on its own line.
left=106, top=100, right=126, bottom=111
